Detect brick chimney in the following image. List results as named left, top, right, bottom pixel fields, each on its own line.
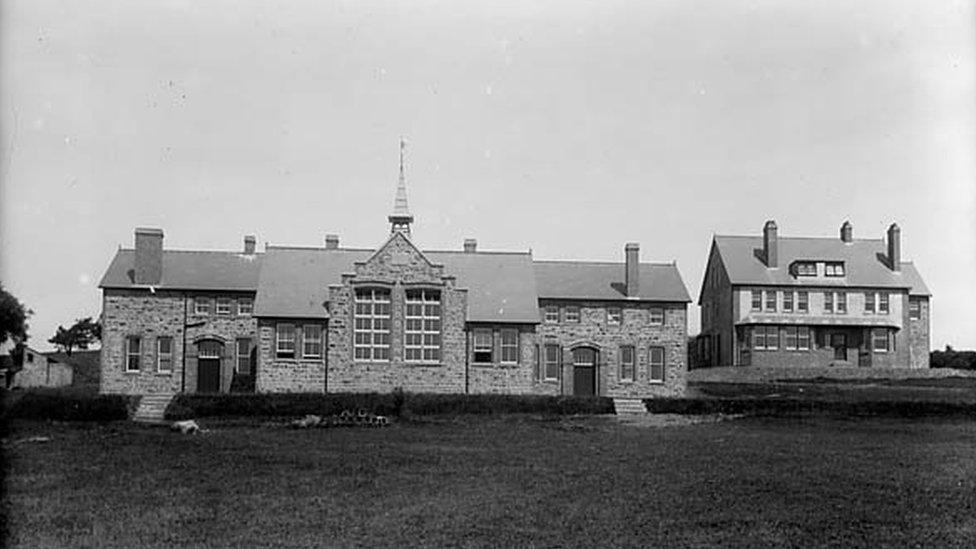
left=763, top=220, right=778, bottom=268
left=887, top=223, right=900, bottom=271
left=463, top=239, right=477, bottom=253
left=840, top=221, right=853, bottom=243
left=325, top=234, right=340, bottom=250
left=134, top=228, right=163, bottom=285
left=244, top=235, right=256, bottom=255
left=625, top=243, right=640, bottom=297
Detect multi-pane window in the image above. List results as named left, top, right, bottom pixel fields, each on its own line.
left=753, top=326, right=779, bottom=350
left=303, top=325, right=322, bottom=358
left=500, top=329, right=519, bottom=364
left=276, top=323, right=295, bottom=358
left=236, top=338, right=252, bottom=374
left=544, top=306, right=559, bottom=323
left=797, top=327, right=811, bottom=350
left=909, top=300, right=921, bottom=320
left=765, top=291, right=777, bottom=312
left=544, top=344, right=560, bottom=381
left=126, top=336, right=141, bottom=372
left=836, top=292, right=847, bottom=314
left=783, top=291, right=793, bottom=312
left=216, top=297, right=232, bottom=315
left=157, top=336, right=173, bottom=373
left=649, top=308, right=664, bottom=325
left=649, top=346, right=665, bottom=383
left=473, top=330, right=493, bottom=363
left=784, top=327, right=798, bottom=350
left=354, top=288, right=391, bottom=361
left=607, top=307, right=622, bottom=325
left=797, top=291, right=809, bottom=313
left=564, top=306, right=580, bottom=323
left=825, top=262, right=845, bottom=277
left=865, top=292, right=876, bottom=313
left=872, top=329, right=890, bottom=352
left=194, top=297, right=211, bottom=315
left=238, top=298, right=253, bottom=316
left=751, top=290, right=762, bottom=311
left=766, top=326, right=779, bottom=350
left=794, top=262, right=817, bottom=276
left=405, top=289, right=441, bottom=362
left=619, top=345, right=635, bottom=382
left=879, top=293, right=889, bottom=314
left=824, top=292, right=834, bottom=313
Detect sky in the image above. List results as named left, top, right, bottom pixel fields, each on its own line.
left=1, top=0, right=974, bottom=352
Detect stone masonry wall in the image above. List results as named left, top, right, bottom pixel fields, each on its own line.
left=255, top=318, right=327, bottom=392
left=467, top=325, right=548, bottom=395
left=907, top=296, right=931, bottom=369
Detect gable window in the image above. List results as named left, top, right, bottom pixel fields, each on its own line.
left=473, top=330, right=493, bottom=363
left=879, top=293, right=889, bottom=314
left=824, top=292, right=834, bottom=313
left=564, top=306, right=580, bottom=323
left=909, top=299, right=921, bottom=320
left=836, top=292, right=847, bottom=314
left=783, top=291, right=793, bottom=312
left=544, top=306, right=559, bottom=324
left=649, top=308, right=665, bottom=325
left=500, top=329, right=519, bottom=364
left=794, top=262, right=817, bottom=276
left=649, top=346, right=665, bottom=383
left=216, top=297, right=232, bottom=315
left=276, top=323, right=295, bottom=358
left=797, top=327, right=811, bottom=350
left=751, top=290, right=762, bottom=311
left=125, top=336, right=141, bottom=372
left=354, top=288, right=391, bottom=361
left=236, top=338, right=252, bottom=374
left=544, top=344, right=560, bottom=381
left=238, top=298, right=253, bottom=316
left=405, top=289, right=441, bottom=363
left=194, top=297, right=211, bottom=315
left=865, top=292, right=876, bottom=313
left=824, top=262, right=845, bottom=277
left=765, top=291, right=777, bottom=312
left=797, top=291, right=809, bottom=313
left=872, top=329, right=890, bottom=353
left=619, top=345, right=635, bottom=382
left=157, top=336, right=172, bottom=373
left=607, top=307, right=622, bottom=325
left=784, top=327, right=798, bottom=350
left=303, top=325, right=322, bottom=359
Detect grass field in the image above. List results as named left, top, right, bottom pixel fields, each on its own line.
left=4, top=415, right=976, bottom=548
left=689, top=377, right=976, bottom=405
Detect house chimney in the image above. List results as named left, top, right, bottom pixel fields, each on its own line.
left=763, top=220, right=778, bottom=268
left=244, top=235, right=256, bottom=255
left=887, top=223, right=901, bottom=271
left=325, top=234, right=340, bottom=250
left=134, top=228, right=163, bottom=285
left=463, top=238, right=477, bottom=253
left=625, top=243, right=640, bottom=297
left=840, top=221, right=853, bottom=243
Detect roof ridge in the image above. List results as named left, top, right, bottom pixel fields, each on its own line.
left=266, top=245, right=374, bottom=252
left=715, top=235, right=884, bottom=242
left=534, top=259, right=676, bottom=266
left=426, top=249, right=531, bottom=256
left=118, top=247, right=266, bottom=255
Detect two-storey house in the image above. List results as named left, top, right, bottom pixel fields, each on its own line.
left=696, top=221, right=931, bottom=369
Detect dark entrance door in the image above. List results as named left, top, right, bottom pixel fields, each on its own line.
left=831, top=333, right=847, bottom=361
left=197, top=340, right=223, bottom=393
left=572, top=348, right=597, bottom=396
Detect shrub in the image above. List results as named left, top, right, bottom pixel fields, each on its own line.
left=1, top=388, right=133, bottom=422
left=930, top=347, right=976, bottom=370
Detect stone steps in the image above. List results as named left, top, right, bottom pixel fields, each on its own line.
left=133, top=394, right=176, bottom=423
left=613, top=398, right=647, bottom=415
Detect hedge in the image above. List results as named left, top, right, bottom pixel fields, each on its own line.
left=166, top=392, right=614, bottom=420
left=1, top=388, right=134, bottom=422
left=643, top=397, right=976, bottom=417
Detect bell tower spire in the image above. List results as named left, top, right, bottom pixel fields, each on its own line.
left=388, top=137, right=414, bottom=237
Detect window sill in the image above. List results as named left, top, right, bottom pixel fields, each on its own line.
left=648, top=380, right=665, bottom=385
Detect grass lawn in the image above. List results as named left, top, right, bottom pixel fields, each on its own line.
left=690, top=378, right=976, bottom=405
left=4, top=415, right=976, bottom=548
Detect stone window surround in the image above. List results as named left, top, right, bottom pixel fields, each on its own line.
left=236, top=337, right=252, bottom=373
left=215, top=297, right=233, bottom=316
left=543, top=343, right=560, bottom=381
left=648, top=346, right=665, bottom=383
left=157, top=336, right=173, bottom=374
left=302, top=325, right=322, bottom=359
left=238, top=298, right=254, bottom=316
left=909, top=299, right=921, bottom=320
left=125, top=335, right=141, bottom=373
left=192, top=294, right=255, bottom=317
left=404, top=288, right=442, bottom=364
left=649, top=307, right=665, bottom=325
left=353, top=286, right=393, bottom=362
left=543, top=306, right=559, bottom=324
left=872, top=328, right=892, bottom=353
left=563, top=305, right=581, bottom=323
left=499, top=329, right=519, bottom=365
left=268, top=322, right=326, bottom=363
left=619, top=345, right=635, bottom=382
left=276, top=323, right=296, bottom=358
left=607, top=307, right=622, bottom=325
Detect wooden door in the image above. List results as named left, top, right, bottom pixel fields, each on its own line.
left=572, top=348, right=596, bottom=396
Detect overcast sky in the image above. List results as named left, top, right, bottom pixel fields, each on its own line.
left=1, top=0, right=974, bottom=351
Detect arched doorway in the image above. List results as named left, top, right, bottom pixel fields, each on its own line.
left=197, top=340, right=223, bottom=393
left=572, top=347, right=598, bottom=396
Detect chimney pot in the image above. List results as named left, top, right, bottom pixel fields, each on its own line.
left=840, top=221, right=853, bottom=243
left=244, top=235, right=256, bottom=255
left=625, top=243, right=640, bottom=297
left=763, top=220, right=778, bottom=268
left=325, top=234, right=340, bottom=250
left=463, top=239, right=477, bottom=253
left=887, top=223, right=901, bottom=271
left=134, top=227, right=163, bottom=285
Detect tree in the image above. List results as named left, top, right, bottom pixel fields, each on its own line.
left=0, top=283, right=31, bottom=347
left=48, top=317, right=102, bottom=356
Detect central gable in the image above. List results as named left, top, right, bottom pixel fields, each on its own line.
left=355, top=232, right=445, bottom=284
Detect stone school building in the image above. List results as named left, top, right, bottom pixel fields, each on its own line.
left=98, top=178, right=691, bottom=398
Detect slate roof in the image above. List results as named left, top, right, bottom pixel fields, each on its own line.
left=712, top=236, right=931, bottom=296
left=533, top=261, right=692, bottom=302
left=99, top=249, right=263, bottom=290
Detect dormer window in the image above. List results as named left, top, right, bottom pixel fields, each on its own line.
left=825, top=262, right=845, bottom=277
left=793, top=262, right=816, bottom=277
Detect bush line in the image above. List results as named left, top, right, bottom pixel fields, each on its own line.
left=643, top=397, right=976, bottom=417
left=1, top=388, right=135, bottom=422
